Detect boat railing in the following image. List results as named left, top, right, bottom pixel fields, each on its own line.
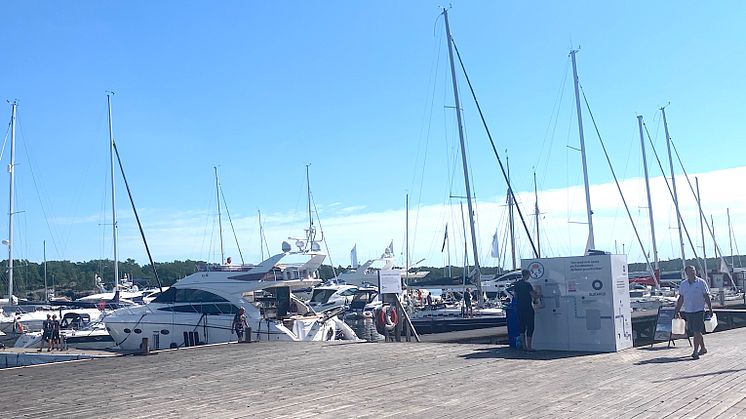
left=195, top=263, right=255, bottom=273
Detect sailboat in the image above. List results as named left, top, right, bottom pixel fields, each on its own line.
left=400, top=9, right=512, bottom=340
left=0, top=102, right=107, bottom=339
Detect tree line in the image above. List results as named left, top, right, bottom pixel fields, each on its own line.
left=3, top=255, right=741, bottom=301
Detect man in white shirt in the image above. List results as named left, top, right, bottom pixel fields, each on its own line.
left=674, top=265, right=713, bottom=360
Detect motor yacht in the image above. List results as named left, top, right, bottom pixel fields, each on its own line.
left=104, top=243, right=360, bottom=352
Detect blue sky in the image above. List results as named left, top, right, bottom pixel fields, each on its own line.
left=1, top=2, right=744, bottom=269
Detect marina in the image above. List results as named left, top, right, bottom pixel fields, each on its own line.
left=2, top=326, right=746, bottom=417
left=1, top=4, right=746, bottom=418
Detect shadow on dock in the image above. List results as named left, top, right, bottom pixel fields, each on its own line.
left=459, top=346, right=595, bottom=361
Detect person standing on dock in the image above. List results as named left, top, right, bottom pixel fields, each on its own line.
left=510, top=270, right=539, bottom=351
left=50, top=314, right=61, bottom=351
left=38, top=314, right=52, bottom=352
left=233, top=307, right=248, bottom=342
left=675, top=265, right=713, bottom=360
left=462, top=288, right=473, bottom=317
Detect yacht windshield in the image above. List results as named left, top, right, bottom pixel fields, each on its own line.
left=310, top=289, right=336, bottom=304
left=152, top=287, right=228, bottom=304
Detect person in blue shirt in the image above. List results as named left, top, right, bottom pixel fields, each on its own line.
left=674, top=265, right=713, bottom=360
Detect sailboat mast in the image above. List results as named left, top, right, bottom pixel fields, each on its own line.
left=258, top=210, right=265, bottom=260
left=214, top=166, right=225, bottom=264
left=569, top=50, right=594, bottom=253
left=727, top=208, right=734, bottom=266
left=44, top=240, right=48, bottom=302
left=661, top=107, right=686, bottom=275
left=507, top=152, right=516, bottom=270
left=305, top=164, right=315, bottom=245
left=696, top=177, right=707, bottom=274
left=7, top=101, right=16, bottom=303
left=711, top=214, right=717, bottom=260
left=534, top=170, right=540, bottom=258
left=405, top=193, right=409, bottom=288
left=443, top=8, right=482, bottom=302
left=107, top=94, right=120, bottom=291
left=637, top=115, right=659, bottom=271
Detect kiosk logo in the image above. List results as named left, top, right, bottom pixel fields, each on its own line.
left=592, top=280, right=603, bottom=290
left=528, top=262, right=545, bottom=279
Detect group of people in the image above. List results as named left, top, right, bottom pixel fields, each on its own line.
left=38, top=313, right=63, bottom=352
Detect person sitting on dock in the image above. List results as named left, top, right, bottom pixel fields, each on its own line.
left=233, top=307, right=248, bottom=342
left=674, top=265, right=713, bottom=360
left=510, top=270, right=539, bottom=351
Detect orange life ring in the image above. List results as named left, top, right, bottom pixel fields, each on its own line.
left=389, top=306, right=399, bottom=326
left=377, top=305, right=398, bottom=331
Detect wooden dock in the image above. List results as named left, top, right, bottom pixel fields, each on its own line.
left=2, top=328, right=746, bottom=418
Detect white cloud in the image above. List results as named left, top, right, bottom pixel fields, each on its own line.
left=78, top=166, right=746, bottom=270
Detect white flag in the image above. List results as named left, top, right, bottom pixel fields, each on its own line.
left=351, top=244, right=359, bottom=268
left=490, top=230, right=499, bottom=258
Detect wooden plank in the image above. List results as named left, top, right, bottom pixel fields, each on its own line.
left=2, top=327, right=746, bottom=418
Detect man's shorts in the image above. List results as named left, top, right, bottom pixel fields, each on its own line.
left=682, top=311, right=705, bottom=336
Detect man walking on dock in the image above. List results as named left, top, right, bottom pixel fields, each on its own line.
left=233, top=307, right=248, bottom=342
left=674, top=265, right=713, bottom=360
